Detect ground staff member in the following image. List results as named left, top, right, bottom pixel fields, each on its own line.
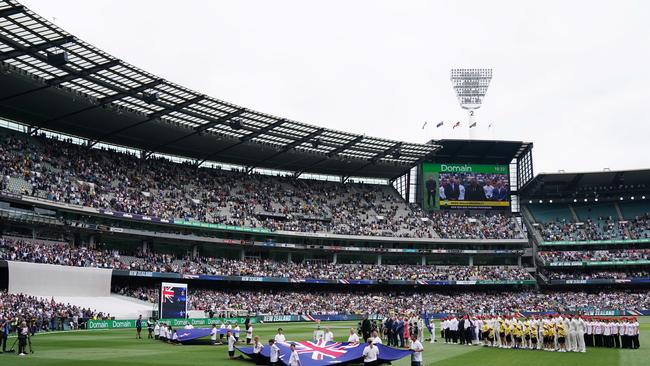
left=363, top=339, right=379, bottom=366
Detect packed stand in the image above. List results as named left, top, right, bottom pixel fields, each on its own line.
left=0, top=237, right=532, bottom=282
left=543, top=269, right=650, bottom=280
left=0, top=133, right=522, bottom=239
left=538, top=249, right=650, bottom=264
left=114, top=287, right=650, bottom=315
left=0, top=291, right=98, bottom=332
left=537, top=215, right=650, bottom=242
left=430, top=211, right=523, bottom=239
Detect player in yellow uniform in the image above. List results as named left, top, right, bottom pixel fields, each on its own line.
left=481, top=321, right=491, bottom=347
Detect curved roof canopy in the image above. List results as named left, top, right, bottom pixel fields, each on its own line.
left=0, top=1, right=439, bottom=179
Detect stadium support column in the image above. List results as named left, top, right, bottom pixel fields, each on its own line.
left=192, top=245, right=198, bottom=259
left=333, top=253, right=338, bottom=264
left=240, top=249, right=245, bottom=260
left=287, top=252, right=292, bottom=263
left=141, top=240, right=149, bottom=254
left=469, top=256, right=474, bottom=266
left=518, top=256, right=522, bottom=266
left=377, top=255, right=382, bottom=265
left=421, top=256, right=426, bottom=265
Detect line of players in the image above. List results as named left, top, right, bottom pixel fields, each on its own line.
left=440, top=314, right=640, bottom=352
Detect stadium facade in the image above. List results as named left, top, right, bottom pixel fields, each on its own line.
left=0, top=0, right=649, bottom=320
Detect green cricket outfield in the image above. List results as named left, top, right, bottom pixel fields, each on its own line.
left=0, top=319, right=647, bottom=366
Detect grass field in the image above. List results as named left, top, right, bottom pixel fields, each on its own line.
left=0, top=319, right=647, bottom=366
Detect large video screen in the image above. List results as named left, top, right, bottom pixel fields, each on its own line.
left=421, top=163, right=510, bottom=210
left=159, top=282, right=188, bottom=319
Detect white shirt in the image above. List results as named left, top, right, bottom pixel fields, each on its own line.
left=172, top=332, right=178, bottom=341
left=324, top=331, right=334, bottom=342
left=246, top=327, right=253, bottom=339
left=314, top=329, right=324, bottom=341
left=363, top=345, right=379, bottom=363
left=270, top=344, right=280, bottom=362
left=289, top=350, right=301, bottom=366
left=371, top=336, right=382, bottom=344
left=254, top=342, right=264, bottom=354
left=154, top=324, right=160, bottom=335
left=210, top=327, right=217, bottom=341
left=228, top=335, right=236, bottom=351
left=410, top=340, right=423, bottom=362
left=348, top=333, right=360, bottom=343
left=275, top=333, right=286, bottom=343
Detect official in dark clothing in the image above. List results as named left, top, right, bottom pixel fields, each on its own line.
left=361, top=315, right=372, bottom=342
left=444, top=179, right=461, bottom=200
left=464, top=179, right=485, bottom=201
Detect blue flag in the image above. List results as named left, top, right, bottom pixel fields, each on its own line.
left=237, top=340, right=412, bottom=366
left=174, top=328, right=239, bottom=343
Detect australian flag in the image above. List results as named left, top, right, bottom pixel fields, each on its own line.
left=237, top=339, right=412, bottom=366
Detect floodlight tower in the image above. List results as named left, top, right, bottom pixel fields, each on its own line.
left=450, top=68, right=492, bottom=138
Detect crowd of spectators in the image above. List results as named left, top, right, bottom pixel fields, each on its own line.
left=0, top=291, right=99, bottom=331
left=538, top=215, right=650, bottom=242
left=543, top=270, right=650, bottom=280
left=430, top=211, right=522, bottom=239
left=0, top=237, right=532, bottom=282
left=538, top=249, right=650, bottom=264
left=114, top=287, right=650, bottom=315
left=0, top=237, right=124, bottom=269
left=0, top=133, right=523, bottom=239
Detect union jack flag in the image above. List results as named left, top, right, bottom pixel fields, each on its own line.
left=162, top=286, right=175, bottom=303
left=293, top=339, right=356, bottom=361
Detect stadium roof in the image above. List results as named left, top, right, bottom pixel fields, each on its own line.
left=0, top=1, right=439, bottom=180
left=520, top=168, right=650, bottom=198
left=426, top=139, right=532, bottom=165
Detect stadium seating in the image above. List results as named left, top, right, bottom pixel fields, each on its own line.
left=113, top=287, right=650, bottom=314
left=529, top=202, right=650, bottom=241
left=0, top=237, right=533, bottom=282
left=0, top=132, right=523, bottom=239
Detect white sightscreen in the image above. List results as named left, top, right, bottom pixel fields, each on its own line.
left=7, top=261, right=112, bottom=297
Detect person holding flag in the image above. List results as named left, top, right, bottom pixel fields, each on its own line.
left=348, top=328, right=360, bottom=343
left=410, top=336, right=424, bottom=366
left=363, top=339, right=380, bottom=366
left=269, top=339, right=280, bottom=366
left=227, top=330, right=237, bottom=359
left=289, top=343, right=301, bottom=366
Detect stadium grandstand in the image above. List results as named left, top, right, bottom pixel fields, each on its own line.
left=0, top=0, right=647, bottom=364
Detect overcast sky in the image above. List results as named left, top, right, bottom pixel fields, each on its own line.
left=20, top=0, right=650, bottom=174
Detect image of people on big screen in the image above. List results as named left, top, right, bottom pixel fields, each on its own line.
left=438, top=173, right=509, bottom=202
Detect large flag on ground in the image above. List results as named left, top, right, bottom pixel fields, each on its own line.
left=173, top=328, right=240, bottom=343
left=237, top=339, right=412, bottom=366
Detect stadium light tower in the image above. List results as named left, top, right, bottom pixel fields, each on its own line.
left=450, top=68, right=493, bottom=137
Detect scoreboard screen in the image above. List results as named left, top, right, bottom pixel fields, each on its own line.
left=159, top=282, right=188, bottom=319
left=421, top=163, right=510, bottom=210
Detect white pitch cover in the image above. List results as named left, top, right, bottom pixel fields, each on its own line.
left=7, top=261, right=112, bottom=297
